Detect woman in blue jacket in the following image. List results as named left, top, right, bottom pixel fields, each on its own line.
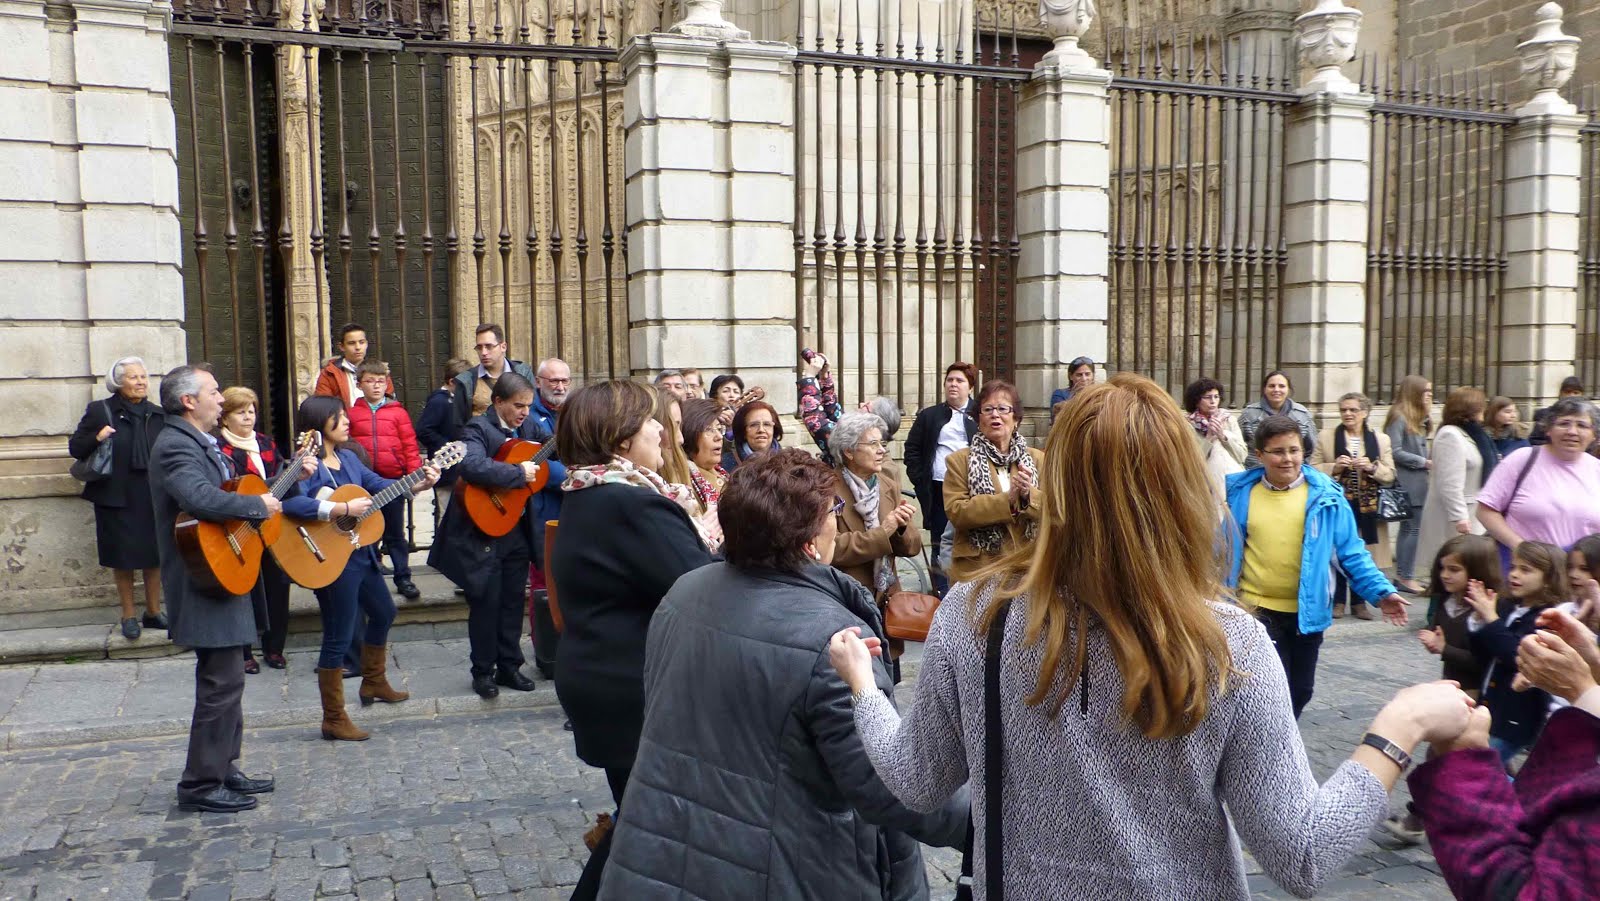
left=285, top=395, right=437, bottom=741
left=1224, top=415, right=1408, bottom=717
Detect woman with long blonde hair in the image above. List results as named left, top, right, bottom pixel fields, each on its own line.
left=829, top=373, right=1476, bottom=899
left=1384, top=374, right=1434, bottom=593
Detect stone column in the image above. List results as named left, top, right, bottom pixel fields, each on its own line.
left=1279, top=0, right=1370, bottom=419
left=0, top=0, right=185, bottom=616
left=1497, top=2, right=1582, bottom=408
left=1013, top=2, right=1109, bottom=421
left=622, top=31, right=798, bottom=414
left=277, top=3, right=332, bottom=400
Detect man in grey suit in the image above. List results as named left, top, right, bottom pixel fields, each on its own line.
left=150, top=364, right=311, bottom=813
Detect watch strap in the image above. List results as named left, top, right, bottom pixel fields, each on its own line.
left=1361, top=732, right=1413, bottom=772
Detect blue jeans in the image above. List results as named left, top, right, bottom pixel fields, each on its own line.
left=380, top=495, right=411, bottom=579
left=1394, top=508, right=1423, bottom=580
left=314, top=551, right=397, bottom=670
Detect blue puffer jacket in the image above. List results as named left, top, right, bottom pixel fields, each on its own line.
left=1224, top=465, right=1396, bottom=636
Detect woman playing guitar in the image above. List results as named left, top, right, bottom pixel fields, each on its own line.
left=283, top=395, right=438, bottom=741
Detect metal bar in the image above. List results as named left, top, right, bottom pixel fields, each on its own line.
left=363, top=51, right=383, bottom=354
left=574, top=51, right=590, bottom=378
left=390, top=52, right=410, bottom=401
left=793, top=49, right=1028, bottom=80
left=243, top=39, right=273, bottom=431
left=334, top=49, right=353, bottom=323
left=184, top=37, right=212, bottom=360
left=497, top=47, right=512, bottom=344
left=853, top=1, right=866, bottom=407
left=420, top=52, right=438, bottom=394
left=215, top=36, right=244, bottom=385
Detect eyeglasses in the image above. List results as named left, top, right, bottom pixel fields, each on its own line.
left=980, top=405, right=1015, bottom=416
left=473, top=343, right=502, bottom=352
left=831, top=497, right=846, bottom=515
left=1260, top=447, right=1302, bottom=458
left=857, top=440, right=886, bottom=450
left=541, top=377, right=572, bottom=386
left=1550, top=418, right=1595, bottom=432
left=746, top=421, right=775, bottom=432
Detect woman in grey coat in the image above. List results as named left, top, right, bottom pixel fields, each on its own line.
left=1383, top=375, right=1433, bottom=593
left=600, top=449, right=968, bottom=900
left=1237, top=370, right=1316, bottom=469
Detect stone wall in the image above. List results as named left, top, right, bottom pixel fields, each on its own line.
left=0, top=0, right=186, bottom=618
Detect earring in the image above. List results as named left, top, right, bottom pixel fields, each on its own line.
left=807, top=546, right=822, bottom=562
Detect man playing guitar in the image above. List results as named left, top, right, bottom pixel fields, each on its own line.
left=429, top=372, right=551, bottom=699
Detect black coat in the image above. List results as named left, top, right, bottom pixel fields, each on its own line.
left=1472, top=603, right=1554, bottom=748
left=149, top=419, right=274, bottom=649
left=416, top=387, right=462, bottom=487
left=550, top=482, right=712, bottom=770
left=903, top=399, right=978, bottom=495
left=600, top=563, right=970, bottom=900
left=68, top=393, right=165, bottom=508
left=428, top=412, right=551, bottom=589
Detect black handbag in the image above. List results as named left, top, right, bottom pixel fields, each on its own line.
left=70, top=401, right=115, bottom=483
left=1376, top=484, right=1412, bottom=522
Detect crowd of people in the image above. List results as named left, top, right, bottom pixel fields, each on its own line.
left=66, top=334, right=1600, bottom=897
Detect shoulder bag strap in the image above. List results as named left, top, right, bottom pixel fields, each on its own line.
left=1503, top=449, right=1540, bottom=517
left=984, top=598, right=1012, bottom=901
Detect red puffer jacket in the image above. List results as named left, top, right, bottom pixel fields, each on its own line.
left=347, top=400, right=421, bottom=479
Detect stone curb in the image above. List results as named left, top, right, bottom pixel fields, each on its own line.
left=0, top=686, right=560, bottom=751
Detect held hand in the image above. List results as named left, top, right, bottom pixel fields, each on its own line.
left=1424, top=459, right=1433, bottom=471
left=1429, top=705, right=1492, bottom=757
left=344, top=496, right=374, bottom=517
left=1518, top=630, right=1600, bottom=703
left=803, top=354, right=827, bottom=378
left=828, top=627, right=882, bottom=695
left=1333, top=455, right=1352, bottom=473
left=259, top=494, right=282, bottom=516
left=1417, top=627, right=1445, bottom=655
left=1373, top=680, right=1475, bottom=749
left=520, top=461, right=541, bottom=483
left=1380, top=593, right=1411, bottom=626
left=717, top=408, right=735, bottom=427
left=299, top=456, right=318, bottom=479
left=1454, top=520, right=1472, bottom=535
left=415, top=466, right=441, bottom=492
left=1532, top=607, right=1600, bottom=682
left=1358, top=455, right=1376, bottom=473
left=96, top=425, right=116, bottom=442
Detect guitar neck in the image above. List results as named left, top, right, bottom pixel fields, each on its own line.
left=530, top=441, right=556, bottom=465
left=268, top=448, right=314, bottom=499
left=358, top=464, right=431, bottom=519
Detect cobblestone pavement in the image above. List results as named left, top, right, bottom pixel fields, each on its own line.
left=0, top=622, right=1454, bottom=900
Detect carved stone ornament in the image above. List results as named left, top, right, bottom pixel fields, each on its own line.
left=668, top=0, right=749, bottom=41
left=1039, top=0, right=1095, bottom=68
left=1293, top=0, right=1361, bottom=94
left=1517, top=2, right=1580, bottom=116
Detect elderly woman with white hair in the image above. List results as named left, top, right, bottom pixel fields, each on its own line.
left=858, top=396, right=909, bottom=494
left=68, top=356, right=169, bottom=640
left=830, top=412, right=922, bottom=676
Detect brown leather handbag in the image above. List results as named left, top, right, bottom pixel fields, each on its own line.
left=884, top=591, right=941, bottom=642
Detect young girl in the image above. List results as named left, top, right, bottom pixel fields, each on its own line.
left=1465, top=540, right=1571, bottom=769
left=1566, top=534, right=1600, bottom=631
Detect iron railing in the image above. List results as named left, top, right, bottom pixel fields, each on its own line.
left=170, top=0, right=628, bottom=438
left=1105, top=27, right=1294, bottom=403
left=1360, top=59, right=1511, bottom=401
left=1580, top=93, right=1600, bottom=392
left=791, top=0, right=1033, bottom=414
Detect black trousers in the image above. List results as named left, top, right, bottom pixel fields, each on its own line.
left=571, top=766, right=630, bottom=901
left=1257, top=609, right=1324, bottom=719
left=177, top=646, right=246, bottom=801
left=924, top=478, right=949, bottom=591
left=467, top=544, right=530, bottom=677
left=380, top=495, right=411, bottom=579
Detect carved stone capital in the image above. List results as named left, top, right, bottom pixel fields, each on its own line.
left=1293, top=0, right=1360, bottom=95
left=1517, top=2, right=1580, bottom=117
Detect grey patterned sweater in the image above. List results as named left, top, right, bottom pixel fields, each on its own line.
left=852, top=582, right=1391, bottom=900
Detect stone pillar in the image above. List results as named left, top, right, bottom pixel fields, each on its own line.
left=1013, top=2, right=1109, bottom=421
left=276, top=5, right=331, bottom=400
left=1497, top=3, right=1582, bottom=408
left=0, top=0, right=186, bottom=615
left=1279, top=0, right=1370, bottom=419
left=622, top=32, right=798, bottom=414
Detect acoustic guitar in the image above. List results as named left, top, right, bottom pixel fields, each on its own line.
left=271, top=442, right=466, bottom=589
left=174, top=431, right=322, bottom=597
left=458, top=439, right=558, bottom=537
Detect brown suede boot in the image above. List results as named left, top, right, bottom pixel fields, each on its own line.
left=318, top=667, right=370, bottom=741
left=358, top=644, right=410, bottom=706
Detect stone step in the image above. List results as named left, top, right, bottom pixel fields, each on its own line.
left=0, top=568, right=466, bottom=667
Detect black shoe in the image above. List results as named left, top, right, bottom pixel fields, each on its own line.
left=142, top=611, right=169, bottom=631
left=243, top=654, right=260, bottom=675
left=263, top=653, right=287, bottom=670
left=472, top=675, right=500, bottom=699
left=563, top=719, right=573, bottom=732
left=177, top=787, right=258, bottom=813
left=495, top=667, right=536, bottom=691
left=120, top=617, right=142, bottom=641
left=535, top=662, right=556, bottom=681
left=224, top=772, right=275, bottom=795
left=394, top=577, right=421, bottom=600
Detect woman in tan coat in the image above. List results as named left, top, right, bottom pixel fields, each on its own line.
left=943, top=380, right=1045, bottom=584
left=1310, top=391, right=1397, bottom=619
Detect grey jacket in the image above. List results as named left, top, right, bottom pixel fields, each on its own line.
left=450, top=359, right=536, bottom=429
left=149, top=418, right=273, bottom=649
left=600, top=562, right=970, bottom=901
left=1237, top=398, right=1317, bottom=470
left=1384, top=416, right=1430, bottom=507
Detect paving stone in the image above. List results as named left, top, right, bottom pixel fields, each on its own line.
left=320, top=867, right=354, bottom=894
left=393, top=878, right=434, bottom=901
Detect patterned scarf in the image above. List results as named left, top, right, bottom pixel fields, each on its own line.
left=1188, top=409, right=1229, bottom=440
left=966, top=433, right=1037, bottom=554
left=689, top=462, right=726, bottom=508
left=841, top=467, right=895, bottom=595
left=562, top=456, right=717, bottom=550
left=1333, top=427, right=1380, bottom=545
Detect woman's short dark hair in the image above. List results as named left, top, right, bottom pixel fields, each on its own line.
left=945, top=361, right=980, bottom=390
left=555, top=380, right=657, bottom=467
left=1440, top=387, right=1487, bottom=429
left=1252, top=414, right=1306, bottom=453
left=296, top=395, right=348, bottom=438
left=708, top=374, right=744, bottom=399
left=680, top=398, right=724, bottom=459
left=492, top=372, right=535, bottom=402
left=1182, top=378, right=1225, bottom=414
left=720, top=449, right=836, bottom=572
left=732, top=400, right=784, bottom=446
left=975, top=379, right=1020, bottom=411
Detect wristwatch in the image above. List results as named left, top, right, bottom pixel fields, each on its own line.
left=1360, top=733, right=1413, bottom=772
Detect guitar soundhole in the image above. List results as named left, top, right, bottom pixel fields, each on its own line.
left=334, top=515, right=358, bottom=532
